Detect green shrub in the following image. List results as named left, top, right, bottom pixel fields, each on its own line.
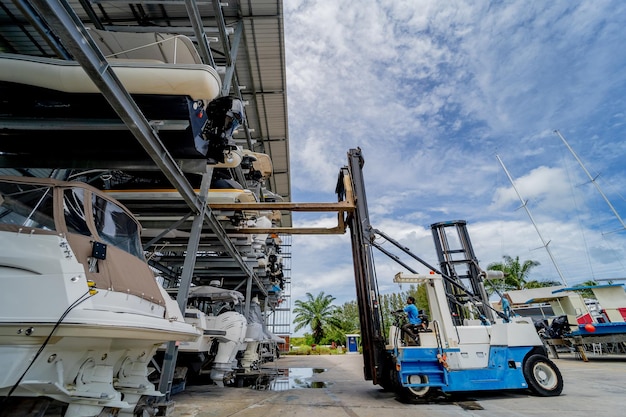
left=284, top=344, right=347, bottom=355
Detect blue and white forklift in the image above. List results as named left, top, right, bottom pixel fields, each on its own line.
left=341, top=148, right=563, bottom=401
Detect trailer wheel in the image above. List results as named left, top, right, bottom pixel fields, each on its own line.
left=523, top=354, right=563, bottom=396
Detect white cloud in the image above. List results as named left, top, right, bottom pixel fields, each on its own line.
left=489, top=165, right=581, bottom=213
left=283, top=1, right=626, bottom=333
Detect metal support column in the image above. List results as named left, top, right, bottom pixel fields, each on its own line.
left=184, top=0, right=215, bottom=67
left=158, top=167, right=212, bottom=399
left=244, top=274, right=253, bottom=319
left=221, top=20, right=243, bottom=95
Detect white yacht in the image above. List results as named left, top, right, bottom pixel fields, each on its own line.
left=0, top=176, right=200, bottom=417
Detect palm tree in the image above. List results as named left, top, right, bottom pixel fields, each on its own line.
left=332, top=300, right=360, bottom=334
left=293, top=292, right=341, bottom=344
left=324, top=301, right=361, bottom=345
left=574, top=280, right=599, bottom=299
left=485, top=255, right=555, bottom=294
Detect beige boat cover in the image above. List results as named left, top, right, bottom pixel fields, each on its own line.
left=87, top=28, right=202, bottom=64
left=0, top=176, right=166, bottom=307
left=0, top=52, right=221, bottom=101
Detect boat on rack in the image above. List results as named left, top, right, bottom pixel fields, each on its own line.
left=101, top=171, right=256, bottom=204
left=241, top=150, right=274, bottom=183
left=0, top=31, right=242, bottom=168
left=504, top=284, right=626, bottom=360
left=85, top=167, right=283, bottom=233
left=159, top=284, right=248, bottom=387
left=0, top=52, right=221, bottom=101
left=86, top=28, right=205, bottom=66
left=0, top=176, right=201, bottom=417
left=160, top=283, right=284, bottom=387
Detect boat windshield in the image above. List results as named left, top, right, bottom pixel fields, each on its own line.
left=0, top=179, right=144, bottom=260
left=92, top=193, right=144, bottom=259
left=63, top=188, right=91, bottom=236
left=0, top=182, right=56, bottom=230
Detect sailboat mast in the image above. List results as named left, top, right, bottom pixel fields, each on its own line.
left=554, top=129, right=626, bottom=232
left=495, top=154, right=569, bottom=286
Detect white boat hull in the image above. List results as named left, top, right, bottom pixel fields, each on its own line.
left=0, top=232, right=199, bottom=413
left=0, top=53, right=221, bottom=102
left=0, top=176, right=201, bottom=416
left=104, top=187, right=256, bottom=203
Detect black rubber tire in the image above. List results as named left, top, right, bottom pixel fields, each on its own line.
left=523, top=354, right=563, bottom=396
left=397, top=374, right=432, bottom=402
left=406, top=374, right=431, bottom=397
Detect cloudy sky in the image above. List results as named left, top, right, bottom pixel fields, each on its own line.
left=281, top=0, right=626, bottom=331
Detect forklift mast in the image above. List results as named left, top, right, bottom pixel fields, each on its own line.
left=431, top=221, right=494, bottom=324
left=341, top=148, right=385, bottom=384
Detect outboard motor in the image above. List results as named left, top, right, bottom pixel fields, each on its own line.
left=198, top=96, right=245, bottom=163
left=548, top=315, right=570, bottom=338
left=534, top=318, right=551, bottom=338
left=534, top=315, right=570, bottom=339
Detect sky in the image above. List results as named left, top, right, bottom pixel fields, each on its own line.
left=282, top=1, right=626, bottom=334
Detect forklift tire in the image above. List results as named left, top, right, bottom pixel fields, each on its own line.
left=407, top=374, right=431, bottom=397
left=523, top=354, right=563, bottom=396
left=398, top=374, right=431, bottom=401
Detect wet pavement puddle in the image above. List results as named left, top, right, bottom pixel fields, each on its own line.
left=456, top=400, right=484, bottom=410
left=250, top=367, right=332, bottom=390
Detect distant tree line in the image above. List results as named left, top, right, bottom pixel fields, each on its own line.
left=293, top=255, right=599, bottom=345
left=292, top=285, right=429, bottom=346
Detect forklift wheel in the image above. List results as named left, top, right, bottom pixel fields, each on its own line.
left=402, top=374, right=431, bottom=400
left=523, top=354, right=563, bottom=396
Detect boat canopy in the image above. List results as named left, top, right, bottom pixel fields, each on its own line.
left=0, top=176, right=166, bottom=305
left=0, top=176, right=143, bottom=259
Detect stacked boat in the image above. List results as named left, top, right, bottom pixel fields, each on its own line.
left=0, top=29, right=239, bottom=167
left=160, top=282, right=285, bottom=387
left=504, top=284, right=626, bottom=358
left=0, top=176, right=201, bottom=417
left=0, top=26, right=287, bottom=415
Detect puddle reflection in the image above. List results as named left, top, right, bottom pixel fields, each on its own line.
left=252, top=367, right=331, bottom=390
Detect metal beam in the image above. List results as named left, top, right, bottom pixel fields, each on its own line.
left=212, top=0, right=232, bottom=66
left=221, top=19, right=242, bottom=95
left=12, top=0, right=72, bottom=58
left=0, top=118, right=189, bottom=130
left=102, top=25, right=233, bottom=35
left=209, top=201, right=354, bottom=212
left=184, top=0, right=214, bottom=66
left=143, top=212, right=194, bottom=250
left=234, top=226, right=346, bottom=235
left=158, top=167, right=211, bottom=399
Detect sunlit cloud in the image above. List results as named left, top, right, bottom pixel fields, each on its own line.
left=283, top=1, right=626, bottom=333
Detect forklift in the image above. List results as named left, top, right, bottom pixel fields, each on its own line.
left=341, top=148, right=563, bottom=401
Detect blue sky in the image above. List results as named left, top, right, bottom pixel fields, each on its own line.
left=282, top=1, right=626, bottom=330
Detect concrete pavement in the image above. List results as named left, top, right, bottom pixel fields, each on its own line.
left=169, top=352, right=626, bottom=417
